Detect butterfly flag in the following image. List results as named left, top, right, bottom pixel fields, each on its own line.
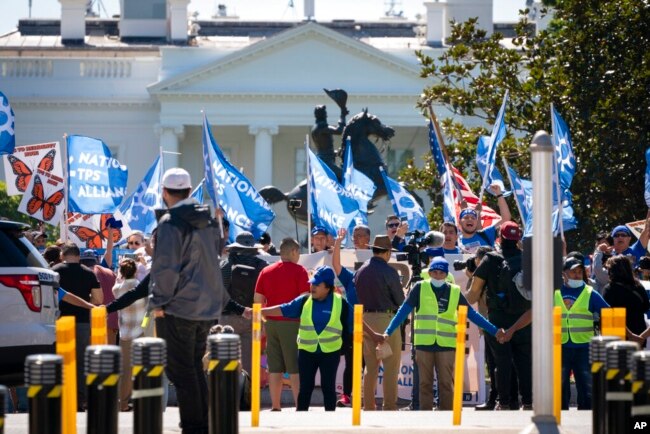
left=380, top=167, right=429, bottom=233
left=476, top=135, right=510, bottom=197
left=202, top=115, right=275, bottom=241
left=308, top=148, right=361, bottom=236
left=342, top=138, right=376, bottom=216
left=17, top=168, right=65, bottom=225
left=450, top=166, right=501, bottom=228
left=504, top=164, right=533, bottom=237
left=118, top=156, right=163, bottom=236
left=3, top=141, right=63, bottom=196
left=67, top=135, right=128, bottom=214
left=645, top=148, right=650, bottom=208
left=0, top=91, right=15, bottom=155
left=191, top=178, right=205, bottom=204
left=64, top=212, right=130, bottom=249
left=550, top=106, right=578, bottom=234
left=479, top=91, right=509, bottom=195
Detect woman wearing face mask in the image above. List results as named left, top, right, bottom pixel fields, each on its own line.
left=382, top=257, right=504, bottom=411
left=554, top=257, right=610, bottom=410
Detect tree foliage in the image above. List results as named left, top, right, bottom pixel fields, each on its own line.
left=401, top=0, right=650, bottom=251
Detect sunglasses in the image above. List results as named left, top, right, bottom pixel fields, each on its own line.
left=387, top=223, right=400, bottom=228
left=128, top=241, right=142, bottom=246
left=613, top=233, right=630, bottom=238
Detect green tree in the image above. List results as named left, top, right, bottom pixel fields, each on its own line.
left=0, top=181, right=60, bottom=241
left=402, top=0, right=650, bottom=251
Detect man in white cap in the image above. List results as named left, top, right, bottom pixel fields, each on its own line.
left=150, top=168, right=226, bottom=434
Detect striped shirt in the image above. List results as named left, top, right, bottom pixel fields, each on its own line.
left=112, top=278, right=145, bottom=340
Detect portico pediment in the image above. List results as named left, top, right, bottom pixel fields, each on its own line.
left=148, top=22, right=424, bottom=97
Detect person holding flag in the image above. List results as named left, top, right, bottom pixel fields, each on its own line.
left=458, top=183, right=511, bottom=253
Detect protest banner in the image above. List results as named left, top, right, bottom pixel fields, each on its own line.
left=3, top=141, right=62, bottom=196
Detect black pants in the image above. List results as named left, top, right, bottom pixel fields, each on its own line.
left=156, top=315, right=212, bottom=434
left=485, top=325, right=532, bottom=407
left=75, top=323, right=90, bottom=409
left=297, top=349, right=340, bottom=411
left=342, top=343, right=352, bottom=396
left=485, top=341, right=520, bottom=406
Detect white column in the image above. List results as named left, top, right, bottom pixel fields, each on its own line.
left=249, top=125, right=278, bottom=188
left=59, top=0, right=86, bottom=42
left=168, top=0, right=190, bottom=43
left=155, top=124, right=185, bottom=169
left=424, top=1, right=446, bottom=46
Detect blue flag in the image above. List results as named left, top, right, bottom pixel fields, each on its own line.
left=191, top=179, right=205, bottom=204
left=476, top=135, right=510, bottom=197
left=308, top=148, right=361, bottom=236
left=480, top=91, right=509, bottom=193
left=551, top=106, right=578, bottom=234
left=342, top=138, right=376, bottom=217
left=428, top=121, right=456, bottom=224
left=202, top=115, right=275, bottom=241
left=645, top=149, right=650, bottom=208
left=0, top=91, right=15, bottom=155
left=380, top=167, right=429, bottom=233
left=118, top=156, right=163, bottom=235
left=505, top=165, right=533, bottom=237
left=67, top=135, right=128, bottom=214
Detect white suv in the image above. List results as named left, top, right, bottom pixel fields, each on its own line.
left=0, top=221, right=59, bottom=385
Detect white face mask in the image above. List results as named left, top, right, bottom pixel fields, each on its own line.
left=430, top=278, right=446, bottom=288
left=567, top=279, right=584, bottom=288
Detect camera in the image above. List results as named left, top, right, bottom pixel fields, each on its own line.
left=288, top=199, right=302, bottom=209
left=453, top=256, right=478, bottom=273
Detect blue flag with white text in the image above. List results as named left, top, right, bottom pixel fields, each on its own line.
left=480, top=91, right=508, bottom=193
left=67, top=135, right=128, bottom=214
left=476, top=135, right=510, bottom=197
left=202, top=115, right=274, bottom=242
left=308, top=148, right=361, bottom=236
left=380, top=167, right=429, bottom=233
left=0, top=91, right=15, bottom=155
left=191, top=179, right=205, bottom=204
left=506, top=165, right=533, bottom=237
left=343, top=138, right=375, bottom=217
left=551, top=106, right=578, bottom=234
left=118, top=156, right=163, bottom=235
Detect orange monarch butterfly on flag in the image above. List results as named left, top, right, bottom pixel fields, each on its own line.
left=68, top=213, right=123, bottom=249
left=25, top=174, right=64, bottom=221
left=7, top=149, right=57, bottom=194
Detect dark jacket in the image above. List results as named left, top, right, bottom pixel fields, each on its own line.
left=149, top=199, right=226, bottom=321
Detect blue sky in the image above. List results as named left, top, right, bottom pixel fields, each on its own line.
left=0, top=0, right=528, bottom=35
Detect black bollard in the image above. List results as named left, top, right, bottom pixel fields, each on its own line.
left=24, top=354, right=63, bottom=434
left=590, top=336, right=620, bottom=434
left=605, top=340, right=638, bottom=434
left=632, top=351, right=650, bottom=428
left=132, top=337, right=166, bottom=434
left=85, top=345, right=121, bottom=434
left=0, top=384, right=6, bottom=434
left=207, top=333, right=241, bottom=434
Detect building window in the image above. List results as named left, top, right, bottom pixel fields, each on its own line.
left=295, top=148, right=306, bottom=184
left=386, top=148, right=414, bottom=178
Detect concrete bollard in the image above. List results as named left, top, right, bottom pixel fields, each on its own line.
left=207, top=333, right=241, bottom=434
left=25, top=354, right=63, bottom=434
left=590, top=335, right=620, bottom=434
left=84, top=345, right=121, bottom=434
left=631, top=351, right=650, bottom=426
left=605, top=340, right=638, bottom=434
left=132, top=337, right=166, bottom=434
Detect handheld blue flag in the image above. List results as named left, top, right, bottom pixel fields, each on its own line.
left=550, top=106, right=578, bottom=234
left=342, top=137, right=376, bottom=216
left=428, top=120, right=456, bottom=225
left=118, top=156, right=163, bottom=235
left=504, top=164, right=533, bottom=237
left=645, top=148, right=650, bottom=208
left=480, top=91, right=509, bottom=194
left=67, top=135, right=128, bottom=214
left=380, top=167, right=429, bottom=233
left=308, top=148, right=361, bottom=236
left=0, top=91, right=16, bottom=155
left=476, top=135, right=510, bottom=197
left=191, top=179, right=205, bottom=204
left=202, top=115, right=275, bottom=241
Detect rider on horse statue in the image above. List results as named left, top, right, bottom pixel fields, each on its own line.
left=310, top=88, right=349, bottom=181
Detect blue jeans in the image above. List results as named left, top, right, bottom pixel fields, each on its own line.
left=562, top=346, right=592, bottom=410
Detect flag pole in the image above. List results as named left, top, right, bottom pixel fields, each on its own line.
left=62, top=134, right=69, bottom=243
left=426, top=105, right=464, bottom=203
left=305, top=135, right=311, bottom=254
left=202, top=111, right=224, bottom=239
left=550, top=103, right=565, bottom=241
left=502, top=156, right=525, bottom=224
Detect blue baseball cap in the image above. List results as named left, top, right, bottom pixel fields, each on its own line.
left=459, top=209, right=478, bottom=220
left=428, top=257, right=449, bottom=274
left=610, top=225, right=632, bottom=238
left=311, top=226, right=328, bottom=236
left=309, top=266, right=336, bottom=286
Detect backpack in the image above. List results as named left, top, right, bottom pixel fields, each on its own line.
left=497, top=254, right=531, bottom=315
left=228, top=262, right=265, bottom=307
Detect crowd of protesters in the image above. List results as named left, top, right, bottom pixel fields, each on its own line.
left=11, top=167, right=650, bottom=432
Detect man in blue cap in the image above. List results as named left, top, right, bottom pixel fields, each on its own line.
left=311, top=226, right=329, bottom=253
left=382, top=257, right=504, bottom=410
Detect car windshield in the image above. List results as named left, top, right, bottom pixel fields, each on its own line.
left=0, top=228, right=49, bottom=268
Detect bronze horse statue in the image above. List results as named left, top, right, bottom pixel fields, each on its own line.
left=259, top=108, right=396, bottom=225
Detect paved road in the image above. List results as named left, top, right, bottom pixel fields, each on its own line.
left=4, top=407, right=591, bottom=433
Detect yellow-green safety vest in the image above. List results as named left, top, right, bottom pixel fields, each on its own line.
left=553, top=285, right=595, bottom=344
left=297, top=293, right=343, bottom=353
left=414, top=281, right=460, bottom=348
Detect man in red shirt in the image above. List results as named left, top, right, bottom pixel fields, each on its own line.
left=254, top=238, right=310, bottom=411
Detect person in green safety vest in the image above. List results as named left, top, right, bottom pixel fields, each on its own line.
left=381, top=257, right=505, bottom=410
left=554, top=257, right=610, bottom=410
left=260, top=265, right=383, bottom=411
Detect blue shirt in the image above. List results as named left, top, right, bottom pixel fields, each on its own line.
left=621, top=240, right=647, bottom=265
left=459, top=226, right=497, bottom=253
left=443, top=246, right=462, bottom=255
left=337, top=267, right=358, bottom=305
left=280, top=292, right=354, bottom=336
left=384, top=281, right=498, bottom=352
left=558, top=283, right=610, bottom=348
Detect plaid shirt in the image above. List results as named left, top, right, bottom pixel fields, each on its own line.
left=112, top=278, right=145, bottom=340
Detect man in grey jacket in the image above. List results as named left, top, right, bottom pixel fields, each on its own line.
left=150, top=167, right=225, bottom=434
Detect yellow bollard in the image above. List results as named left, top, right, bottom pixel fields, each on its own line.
left=601, top=308, right=626, bottom=340
left=452, top=305, right=468, bottom=426
left=352, top=305, right=363, bottom=426
left=251, top=303, right=261, bottom=427
left=56, top=316, right=76, bottom=434
left=613, top=308, right=626, bottom=339
left=553, top=306, right=562, bottom=425
left=90, top=306, right=107, bottom=345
